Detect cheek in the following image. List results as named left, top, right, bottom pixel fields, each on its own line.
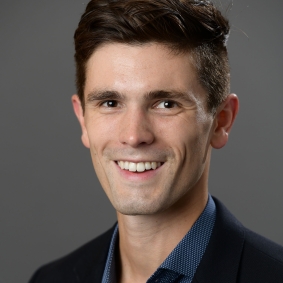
left=160, top=116, right=211, bottom=165
left=85, top=114, right=118, bottom=150
left=86, top=117, right=115, bottom=190
left=157, top=114, right=205, bottom=145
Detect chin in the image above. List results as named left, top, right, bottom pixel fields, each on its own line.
left=113, top=198, right=170, bottom=216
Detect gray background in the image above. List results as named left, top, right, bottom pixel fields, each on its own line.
left=0, top=0, right=282, bottom=282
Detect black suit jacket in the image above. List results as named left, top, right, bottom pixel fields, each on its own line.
left=29, top=198, right=283, bottom=283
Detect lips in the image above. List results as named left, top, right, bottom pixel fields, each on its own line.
left=117, top=161, right=162, bottom=172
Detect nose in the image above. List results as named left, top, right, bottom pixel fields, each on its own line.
left=118, top=108, right=155, bottom=147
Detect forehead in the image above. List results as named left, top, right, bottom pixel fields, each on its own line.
left=84, top=43, right=207, bottom=103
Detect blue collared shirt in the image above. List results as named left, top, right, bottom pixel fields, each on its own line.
left=102, top=194, right=216, bottom=283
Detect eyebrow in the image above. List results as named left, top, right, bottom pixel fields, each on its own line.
left=86, top=90, right=125, bottom=103
left=86, top=89, right=194, bottom=104
left=145, top=90, right=195, bottom=104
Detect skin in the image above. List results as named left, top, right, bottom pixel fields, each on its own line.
left=72, top=43, right=239, bottom=283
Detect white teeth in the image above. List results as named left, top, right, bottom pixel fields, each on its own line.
left=117, top=161, right=162, bottom=172
left=151, top=162, right=157, bottom=170
left=129, top=162, right=137, bottom=172
left=137, top=162, right=145, bottom=172
left=145, top=162, right=151, bottom=170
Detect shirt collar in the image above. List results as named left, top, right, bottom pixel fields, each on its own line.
left=102, top=194, right=216, bottom=282
left=157, top=194, right=216, bottom=279
left=101, top=224, right=118, bottom=283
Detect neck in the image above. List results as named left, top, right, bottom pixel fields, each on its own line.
left=116, top=181, right=208, bottom=283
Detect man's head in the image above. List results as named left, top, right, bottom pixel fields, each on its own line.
left=74, top=0, right=231, bottom=114
left=72, top=0, right=238, bottom=216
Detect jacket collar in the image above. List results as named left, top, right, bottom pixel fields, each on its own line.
left=192, top=197, right=245, bottom=283
left=73, top=224, right=116, bottom=283
left=72, top=197, right=245, bottom=283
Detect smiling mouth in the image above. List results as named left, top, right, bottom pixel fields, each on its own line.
left=116, top=161, right=163, bottom=172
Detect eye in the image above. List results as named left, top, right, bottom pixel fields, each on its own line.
left=101, top=100, right=119, bottom=107
left=156, top=100, right=178, bottom=109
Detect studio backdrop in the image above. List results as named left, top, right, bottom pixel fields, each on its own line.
left=0, top=1, right=282, bottom=282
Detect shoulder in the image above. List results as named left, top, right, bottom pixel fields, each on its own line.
left=28, top=224, right=116, bottom=283
left=212, top=197, right=283, bottom=282
left=239, top=228, right=283, bottom=282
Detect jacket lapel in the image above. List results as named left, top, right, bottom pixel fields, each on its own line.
left=192, top=197, right=245, bottom=283
left=71, top=198, right=245, bottom=283
left=73, top=224, right=116, bottom=283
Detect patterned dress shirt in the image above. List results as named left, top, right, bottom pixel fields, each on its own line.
left=102, top=194, right=216, bottom=283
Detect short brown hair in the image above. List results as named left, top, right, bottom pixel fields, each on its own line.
left=74, top=0, right=230, bottom=113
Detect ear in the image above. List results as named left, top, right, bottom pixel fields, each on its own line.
left=210, top=94, right=239, bottom=149
left=71, top=95, right=90, bottom=148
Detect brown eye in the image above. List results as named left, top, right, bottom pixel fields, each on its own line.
left=102, top=100, right=118, bottom=107
left=156, top=100, right=177, bottom=109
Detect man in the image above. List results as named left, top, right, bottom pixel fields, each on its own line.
left=29, top=0, right=283, bottom=282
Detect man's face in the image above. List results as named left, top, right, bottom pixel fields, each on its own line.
left=74, top=43, right=216, bottom=215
